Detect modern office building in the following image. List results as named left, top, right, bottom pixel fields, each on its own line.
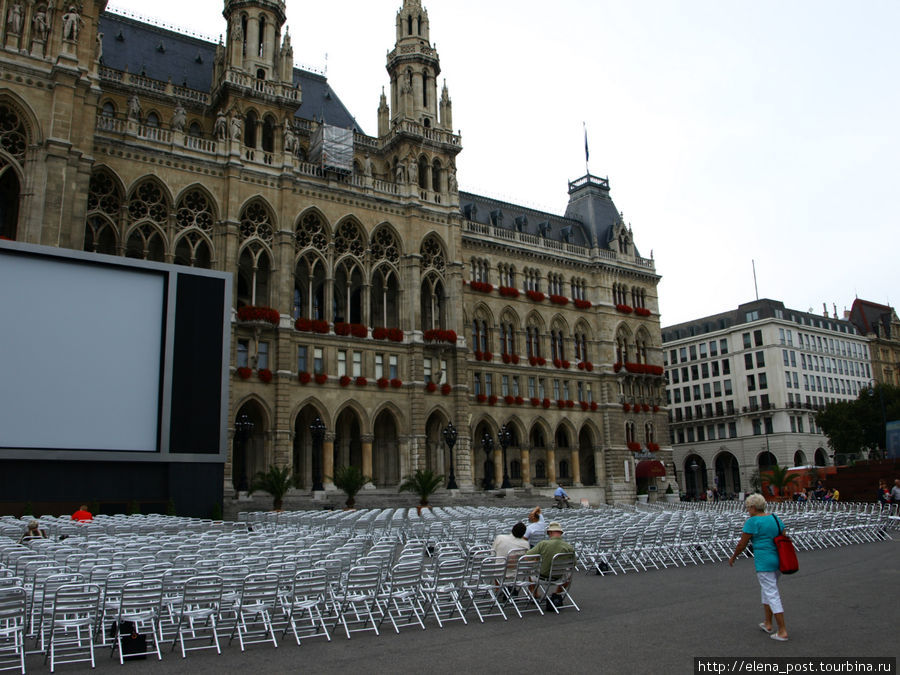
left=0, top=0, right=672, bottom=508
left=662, top=299, right=872, bottom=497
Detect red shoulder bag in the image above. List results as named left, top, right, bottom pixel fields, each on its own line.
left=772, top=515, right=798, bottom=575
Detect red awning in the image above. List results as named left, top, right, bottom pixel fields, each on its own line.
left=636, top=459, right=666, bottom=478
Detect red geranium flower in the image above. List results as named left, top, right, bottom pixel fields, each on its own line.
left=590, top=401, right=598, bottom=411
left=515, top=396, right=524, bottom=405
left=441, top=383, right=452, bottom=395
left=566, top=400, right=574, bottom=408
left=537, top=357, right=546, bottom=366
left=542, top=398, right=551, bottom=409
left=557, top=399, right=566, bottom=409
left=488, top=395, right=498, bottom=406
left=258, top=368, right=273, bottom=383
left=502, top=353, right=511, bottom=364
left=339, top=375, right=351, bottom=387
left=511, top=354, right=520, bottom=364
left=483, top=351, right=493, bottom=362
left=623, top=403, right=631, bottom=412
left=426, top=381, right=438, bottom=392
left=237, top=367, right=252, bottom=380
left=373, top=326, right=387, bottom=340
left=315, top=373, right=328, bottom=385
left=477, top=394, right=488, bottom=403
left=580, top=401, right=589, bottom=411
left=529, top=356, right=538, bottom=366
left=573, top=299, right=592, bottom=310
left=377, top=377, right=389, bottom=389
left=298, top=372, right=311, bottom=384
left=526, top=290, right=545, bottom=302
left=530, top=397, right=540, bottom=406
left=390, top=378, right=403, bottom=388
left=355, top=377, right=368, bottom=387
left=504, top=395, right=515, bottom=404
left=388, top=328, right=404, bottom=342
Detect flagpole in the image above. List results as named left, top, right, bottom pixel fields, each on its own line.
left=583, top=122, right=590, bottom=176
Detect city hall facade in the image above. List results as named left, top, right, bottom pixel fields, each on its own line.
left=0, top=0, right=671, bottom=504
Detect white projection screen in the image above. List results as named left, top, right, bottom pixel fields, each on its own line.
left=0, top=250, right=165, bottom=451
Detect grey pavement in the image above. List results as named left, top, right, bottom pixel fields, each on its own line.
left=32, top=537, right=898, bottom=675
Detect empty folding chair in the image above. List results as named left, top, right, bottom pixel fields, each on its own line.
left=422, top=557, right=467, bottom=628
left=0, top=587, right=26, bottom=675
left=461, top=556, right=508, bottom=623
left=228, top=572, right=279, bottom=651
left=43, top=583, right=102, bottom=673
left=377, top=561, right=425, bottom=633
left=282, top=569, right=331, bottom=646
left=503, top=554, right=543, bottom=618
left=535, top=553, right=580, bottom=614
left=332, top=565, right=382, bottom=639
left=171, top=575, right=223, bottom=658
left=109, top=579, right=163, bottom=664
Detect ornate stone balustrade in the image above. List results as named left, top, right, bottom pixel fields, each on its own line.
left=99, top=66, right=210, bottom=104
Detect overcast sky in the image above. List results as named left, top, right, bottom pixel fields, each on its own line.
left=107, top=0, right=900, bottom=326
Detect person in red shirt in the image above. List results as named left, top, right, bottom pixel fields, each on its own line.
left=71, top=505, right=93, bottom=522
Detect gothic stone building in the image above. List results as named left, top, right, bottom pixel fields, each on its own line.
left=0, top=0, right=670, bottom=504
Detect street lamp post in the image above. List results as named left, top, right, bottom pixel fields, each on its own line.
left=482, top=431, right=494, bottom=490
left=498, top=424, right=511, bottom=489
left=310, top=417, right=325, bottom=492
left=442, top=422, right=458, bottom=490
left=689, top=458, right=699, bottom=499
left=234, top=412, right=254, bottom=494
left=868, top=382, right=887, bottom=459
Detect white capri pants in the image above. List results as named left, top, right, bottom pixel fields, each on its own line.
left=756, top=571, right=783, bottom=614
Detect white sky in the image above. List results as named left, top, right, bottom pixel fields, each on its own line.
left=107, top=0, right=900, bottom=326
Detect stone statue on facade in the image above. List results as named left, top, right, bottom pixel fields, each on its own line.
left=62, top=4, right=82, bottom=41
left=95, top=32, right=103, bottom=62
left=214, top=110, right=227, bottom=140
left=127, top=95, right=141, bottom=122
left=395, top=162, right=405, bottom=184
left=7, top=2, right=23, bottom=35
left=363, top=153, right=373, bottom=177
left=171, top=103, right=186, bottom=132
left=229, top=113, right=242, bottom=141
left=408, top=157, right=418, bottom=185
left=32, top=7, right=49, bottom=41
left=448, top=164, right=458, bottom=193
left=283, top=119, right=296, bottom=152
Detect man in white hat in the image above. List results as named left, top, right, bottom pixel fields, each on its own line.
left=526, top=521, right=574, bottom=608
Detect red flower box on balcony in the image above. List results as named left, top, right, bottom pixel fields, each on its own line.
left=515, top=395, right=525, bottom=405
left=388, top=328, right=403, bottom=342
left=549, top=294, right=568, bottom=306
left=580, top=401, right=589, bottom=411
left=557, top=399, right=566, bottom=409
left=537, top=356, right=546, bottom=366
left=339, top=375, right=351, bottom=387
left=623, top=403, right=631, bottom=412
left=627, top=441, right=641, bottom=452
left=426, top=381, right=438, bottom=393
left=477, top=394, right=488, bottom=403
left=355, top=377, right=368, bottom=387
left=258, top=368, right=273, bottom=383
left=566, top=400, right=574, bottom=408
left=498, top=286, right=520, bottom=298
left=634, top=307, right=651, bottom=317
left=553, top=358, right=562, bottom=368
left=530, top=397, right=540, bottom=407
left=616, top=304, right=634, bottom=314
left=590, top=402, right=598, bottom=411
left=542, top=398, right=551, bottom=409
left=315, top=373, right=328, bottom=385
left=642, top=403, right=650, bottom=412
left=525, top=290, right=545, bottom=302
left=237, top=305, right=280, bottom=326
left=488, top=395, right=498, bottom=406
left=237, top=367, right=252, bottom=380
left=474, top=351, right=483, bottom=361
left=613, top=362, right=622, bottom=372
left=372, top=326, right=387, bottom=340
left=529, top=356, right=538, bottom=366
left=469, top=281, right=494, bottom=294
left=573, top=299, right=592, bottom=310
left=653, top=405, right=660, bottom=413
left=483, top=351, right=493, bottom=362
left=377, top=378, right=389, bottom=389
left=441, top=383, right=452, bottom=395
left=647, top=442, right=660, bottom=452
left=562, top=359, right=570, bottom=369
left=504, top=395, right=515, bottom=405
left=502, top=353, right=511, bottom=364
left=298, top=372, right=311, bottom=384
left=351, top=324, right=368, bottom=338
left=334, top=322, right=351, bottom=336
left=424, top=329, right=456, bottom=344
left=511, top=354, right=520, bottom=364
left=390, top=378, right=403, bottom=388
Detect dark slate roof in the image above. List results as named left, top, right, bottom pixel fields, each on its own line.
left=563, top=175, right=625, bottom=250
left=97, top=12, right=362, bottom=132
left=458, top=191, right=591, bottom=248
left=849, top=298, right=895, bottom=339
left=661, top=298, right=859, bottom=342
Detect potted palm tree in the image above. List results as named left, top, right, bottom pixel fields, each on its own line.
left=761, top=464, right=800, bottom=500
left=329, top=465, right=370, bottom=509
left=398, top=469, right=445, bottom=514
left=249, top=465, right=296, bottom=510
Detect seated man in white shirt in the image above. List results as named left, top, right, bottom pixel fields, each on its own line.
left=492, top=522, right=530, bottom=581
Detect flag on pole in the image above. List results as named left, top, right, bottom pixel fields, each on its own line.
left=583, top=122, right=590, bottom=164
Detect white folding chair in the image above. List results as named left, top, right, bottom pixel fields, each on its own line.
left=171, top=575, right=223, bottom=658
left=332, top=565, right=382, bottom=639
left=43, top=583, right=102, bottom=673
left=461, top=556, right=508, bottom=622
left=282, top=569, right=331, bottom=646
left=503, top=554, right=544, bottom=618
left=422, top=557, right=467, bottom=628
left=377, top=561, right=425, bottom=633
left=536, top=552, right=580, bottom=614
left=228, top=572, right=279, bottom=651
left=0, top=587, right=26, bottom=674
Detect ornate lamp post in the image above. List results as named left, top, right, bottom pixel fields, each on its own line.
left=442, top=422, right=458, bottom=490
left=689, top=458, right=699, bottom=499
left=310, top=417, right=325, bottom=492
left=498, top=424, right=511, bottom=488
left=482, top=431, right=494, bottom=490
left=234, top=412, right=254, bottom=494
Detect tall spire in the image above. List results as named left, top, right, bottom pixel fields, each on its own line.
left=387, top=0, right=440, bottom=128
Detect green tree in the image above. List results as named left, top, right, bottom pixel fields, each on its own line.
left=761, top=464, right=800, bottom=498
left=398, top=469, right=445, bottom=506
left=816, top=383, right=900, bottom=459
left=328, top=465, right=370, bottom=509
left=249, top=465, right=297, bottom=510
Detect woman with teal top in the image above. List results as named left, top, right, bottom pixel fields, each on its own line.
left=729, top=493, right=789, bottom=641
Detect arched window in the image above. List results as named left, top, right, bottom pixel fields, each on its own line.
left=261, top=115, right=275, bottom=152
left=371, top=265, right=399, bottom=328
left=294, top=254, right=326, bottom=320
left=101, top=101, right=116, bottom=117
left=431, top=158, right=442, bottom=191
left=417, top=155, right=428, bottom=189
left=174, top=232, right=211, bottom=268
left=176, top=188, right=214, bottom=233
left=239, top=199, right=274, bottom=244
left=294, top=211, right=328, bottom=253
left=188, top=122, right=202, bottom=137
left=257, top=15, right=266, bottom=57
left=420, top=235, right=446, bottom=330
left=535, top=460, right=546, bottom=479
left=145, top=112, right=159, bottom=128
left=245, top=110, right=258, bottom=148
left=558, top=460, right=569, bottom=479
left=237, top=243, right=271, bottom=308
left=334, top=259, right=363, bottom=324
left=84, top=169, right=122, bottom=254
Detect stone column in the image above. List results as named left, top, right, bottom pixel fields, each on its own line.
left=493, top=449, right=503, bottom=489
left=547, top=447, right=557, bottom=484
left=521, top=446, right=531, bottom=487
left=361, top=434, right=373, bottom=481
left=571, top=448, right=582, bottom=486
left=322, top=433, right=335, bottom=488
